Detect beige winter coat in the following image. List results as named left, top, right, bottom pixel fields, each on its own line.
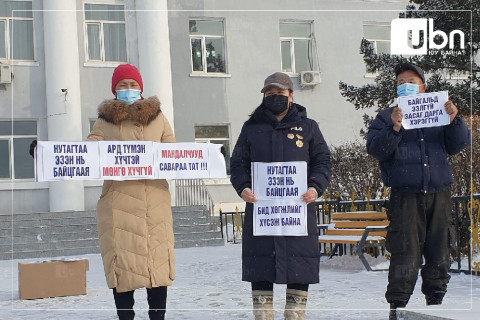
left=87, top=96, right=176, bottom=293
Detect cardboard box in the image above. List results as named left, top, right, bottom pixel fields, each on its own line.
left=19, top=258, right=89, bottom=300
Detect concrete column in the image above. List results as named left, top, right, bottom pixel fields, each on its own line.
left=43, top=0, right=84, bottom=212
left=135, top=0, right=175, bottom=129
left=135, top=1, right=176, bottom=204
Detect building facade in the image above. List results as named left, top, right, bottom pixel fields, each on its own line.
left=0, top=0, right=407, bottom=213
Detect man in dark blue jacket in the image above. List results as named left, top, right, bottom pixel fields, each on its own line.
left=367, top=63, right=470, bottom=319
left=230, top=72, right=331, bottom=320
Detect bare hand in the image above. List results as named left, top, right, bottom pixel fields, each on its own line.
left=444, top=100, right=458, bottom=123
left=301, top=189, right=317, bottom=204
left=241, top=188, right=257, bottom=203
left=391, top=107, right=403, bottom=132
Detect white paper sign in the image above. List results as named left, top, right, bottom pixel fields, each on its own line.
left=36, top=141, right=227, bottom=181
left=397, top=91, right=450, bottom=130
left=99, top=141, right=155, bottom=180
left=155, top=142, right=211, bottom=179
left=253, top=199, right=308, bottom=236
left=252, top=161, right=308, bottom=236
left=37, top=141, right=100, bottom=181
left=252, top=161, right=308, bottom=200
left=207, top=144, right=228, bottom=178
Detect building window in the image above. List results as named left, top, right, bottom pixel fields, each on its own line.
left=0, top=120, right=37, bottom=180
left=89, top=119, right=97, bottom=131
left=280, top=21, right=313, bottom=74
left=363, top=23, right=390, bottom=54
left=0, top=1, right=34, bottom=61
left=84, top=3, right=127, bottom=63
left=189, top=19, right=226, bottom=73
left=194, top=125, right=230, bottom=174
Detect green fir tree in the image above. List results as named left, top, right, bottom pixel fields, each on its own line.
left=339, top=0, right=479, bottom=136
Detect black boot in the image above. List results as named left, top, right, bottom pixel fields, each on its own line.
left=113, top=288, right=135, bottom=320
left=426, top=291, right=445, bottom=305
left=389, top=301, right=406, bottom=320
left=389, top=303, right=398, bottom=320
left=147, top=286, right=167, bottom=320
left=389, top=309, right=397, bottom=320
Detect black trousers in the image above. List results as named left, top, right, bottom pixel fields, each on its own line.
left=385, top=188, right=451, bottom=306
left=251, top=281, right=309, bottom=292
left=113, top=286, right=167, bottom=320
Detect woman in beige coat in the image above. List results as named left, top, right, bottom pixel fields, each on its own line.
left=87, top=64, right=175, bottom=320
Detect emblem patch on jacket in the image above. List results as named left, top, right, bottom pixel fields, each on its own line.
left=295, top=134, right=303, bottom=148
left=287, top=133, right=295, bottom=139
left=290, top=126, right=303, bottom=131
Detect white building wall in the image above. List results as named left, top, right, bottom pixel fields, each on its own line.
left=0, top=0, right=409, bottom=213
left=168, top=0, right=407, bottom=146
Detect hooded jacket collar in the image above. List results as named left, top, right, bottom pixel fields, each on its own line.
left=97, top=96, right=161, bottom=125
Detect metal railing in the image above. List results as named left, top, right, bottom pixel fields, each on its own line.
left=219, top=208, right=244, bottom=243
left=218, top=194, right=480, bottom=275
left=174, top=179, right=215, bottom=216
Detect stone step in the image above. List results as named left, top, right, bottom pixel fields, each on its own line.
left=1, top=216, right=97, bottom=228
left=171, top=205, right=207, bottom=213
left=172, top=211, right=208, bottom=220
left=0, top=211, right=96, bottom=221
left=173, top=217, right=215, bottom=228
left=0, top=204, right=224, bottom=260
left=0, top=206, right=207, bottom=220
left=0, top=230, right=99, bottom=244
left=174, top=238, right=225, bottom=249
left=0, top=229, right=10, bottom=239
left=0, top=246, right=100, bottom=260
left=0, top=238, right=99, bottom=252
left=174, top=223, right=216, bottom=233
left=174, top=230, right=222, bottom=242
left=0, top=224, right=98, bottom=238
left=2, top=222, right=219, bottom=238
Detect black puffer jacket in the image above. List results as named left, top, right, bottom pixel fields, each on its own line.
left=230, top=103, right=331, bottom=284
left=367, top=107, right=470, bottom=193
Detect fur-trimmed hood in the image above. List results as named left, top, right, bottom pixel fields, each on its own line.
left=97, top=96, right=161, bottom=125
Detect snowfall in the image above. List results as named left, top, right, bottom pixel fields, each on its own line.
left=1, top=244, right=479, bottom=320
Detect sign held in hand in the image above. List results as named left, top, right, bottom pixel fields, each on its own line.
left=252, top=161, right=308, bottom=236
left=397, top=91, right=450, bottom=130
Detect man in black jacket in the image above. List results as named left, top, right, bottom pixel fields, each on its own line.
left=367, top=63, right=470, bottom=319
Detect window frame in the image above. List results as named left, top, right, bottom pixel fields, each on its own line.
left=89, top=118, right=97, bottom=132
left=189, top=17, right=228, bottom=76
left=279, top=20, right=314, bottom=75
left=363, top=22, right=391, bottom=55
left=0, top=0, right=36, bottom=62
left=0, top=119, right=37, bottom=181
left=83, top=2, right=128, bottom=64
left=362, top=22, right=391, bottom=78
left=194, top=124, right=230, bottom=174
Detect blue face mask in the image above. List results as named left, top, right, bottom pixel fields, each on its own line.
left=397, top=83, right=419, bottom=96
left=116, top=89, right=141, bottom=104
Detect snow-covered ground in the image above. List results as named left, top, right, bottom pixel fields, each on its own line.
left=1, top=244, right=479, bottom=320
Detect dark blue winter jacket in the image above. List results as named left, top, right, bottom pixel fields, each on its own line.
left=230, top=103, right=331, bottom=284
left=367, top=107, right=470, bottom=194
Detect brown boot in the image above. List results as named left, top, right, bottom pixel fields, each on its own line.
left=252, top=290, right=274, bottom=320
left=284, top=289, right=307, bottom=320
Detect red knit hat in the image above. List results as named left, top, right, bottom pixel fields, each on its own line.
left=111, top=64, right=143, bottom=94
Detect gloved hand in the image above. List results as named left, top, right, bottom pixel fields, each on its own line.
left=29, top=140, right=37, bottom=158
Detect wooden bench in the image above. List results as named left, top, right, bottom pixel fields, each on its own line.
left=318, top=211, right=389, bottom=271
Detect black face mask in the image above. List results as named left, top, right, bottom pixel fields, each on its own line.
left=263, top=94, right=289, bottom=115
